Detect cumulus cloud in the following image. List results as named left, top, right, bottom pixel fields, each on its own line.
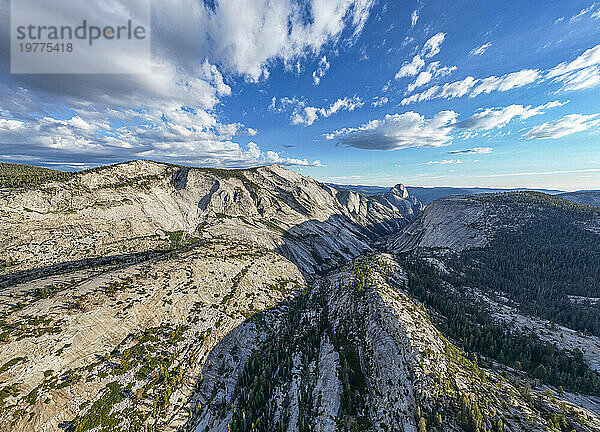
left=291, top=96, right=364, bottom=126
left=313, top=56, right=331, bottom=85
left=0, top=0, right=374, bottom=167
left=470, top=42, right=492, bottom=56
left=324, top=99, right=570, bottom=153
left=402, top=69, right=541, bottom=105
left=263, top=148, right=325, bottom=167
left=448, top=147, right=493, bottom=155
left=401, top=43, right=600, bottom=106
left=395, top=55, right=425, bottom=78
left=0, top=103, right=324, bottom=168
left=407, top=62, right=457, bottom=92
left=471, top=69, right=542, bottom=96
left=454, top=100, right=568, bottom=131
left=422, top=33, right=446, bottom=58
left=547, top=44, right=600, bottom=79
left=524, top=113, right=600, bottom=139
left=371, top=97, right=389, bottom=107
left=325, top=110, right=457, bottom=150
left=201, top=0, right=375, bottom=81
left=553, top=66, right=600, bottom=91
left=548, top=44, right=600, bottom=91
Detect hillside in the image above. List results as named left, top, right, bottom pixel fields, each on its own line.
left=559, top=191, right=600, bottom=207
left=0, top=162, right=599, bottom=432
left=0, top=160, right=422, bottom=277
left=389, top=192, right=600, bottom=403
left=0, top=161, right=422, bottom=432
left=0, top=162, right=73, bottom=188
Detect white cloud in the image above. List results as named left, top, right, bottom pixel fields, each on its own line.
left=371, top=96, right=389, bottom=107
left=422, top=32, right=446, bottom=58
left=470, top=42, right=491, bottom=56
left=325, top=110, right=457, bottom=150
left=455, top=100, right=568, bottom=131
left=290, top=96, right=364, bottom=126
left=524, top=113, right=600, bottom=139
left=323, top=99, right=572, bottom=153
left=553, top=66, right=600, bottom=91
left=264, top=148, right=325, bottom=167
left=312, top=56, right=331, bottom=85
left=407, top=61, right=457, bottom=92
left=411, top=10, right=419, bottom=26
left=427, top=159, right=462, bottom=165
left=395, top=55, right=425, bottom=78
left=0, top=107, right=325, bottom=168
left=448, top=147, right=493, bottom=155
left=0, top=0, right=375, bottom=167
left=546, top=44, right=600, bottom=92
left=471, top=69, right=541, bottom=96
left=400, top=43, right=600, bottom=106
left=547, top=44, right=600, bottom=79
left=202, top=0, right=375, bottom=81
left=568, top=3, right=600, bottom=22
left=402, top=69, right=541, bottom=105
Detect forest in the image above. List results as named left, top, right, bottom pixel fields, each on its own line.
left=399, top=255, right=600, bottom=396
left=0, top=162, right=72, bottom=188
left=452, top=192, right=600, bottom=336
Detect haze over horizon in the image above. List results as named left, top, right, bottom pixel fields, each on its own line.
left=1, top=0, right=599, bottom=191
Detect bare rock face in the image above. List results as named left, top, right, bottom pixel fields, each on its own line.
left=0, top=161, right=421, bottom=278
left=387, top=196, right=493, bottom=253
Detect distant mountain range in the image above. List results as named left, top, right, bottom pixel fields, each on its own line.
left=329, top=183, right=579, bottom=204
left=558, top=190, right=600, bottom=207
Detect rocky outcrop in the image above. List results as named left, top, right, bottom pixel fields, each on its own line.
left=387, top=196, right=492, bottom=253
left=0, top=161, right=422, bottom=432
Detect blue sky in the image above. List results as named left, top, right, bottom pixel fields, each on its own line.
left=0, top=0, right=599, bottom=190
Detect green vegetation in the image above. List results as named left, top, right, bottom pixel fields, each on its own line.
left=72, top=381, right=125, bottom=432
left=226, top=291, right=329, bottom=432
left=0, top=315, right=62, bottom=342
left=0, top=357, right=25, bottom=375
left=199, top=167, right=261, bottom=194
left=0, top=384, right=20, bottom=413
left=70, top=323, right=192, bottom=431
left=475, top=191, right=599, bottom=217
left=165, top=230, right=201, bottom=249
left=0, top=162, right=72, bottom=188
left=399, top=256, right=600, bottom=396
left=455, top=192, right=600, bottom=336
left=257, top=219, right=294, bottom=238
left=94, top=174, right=163, bottom=191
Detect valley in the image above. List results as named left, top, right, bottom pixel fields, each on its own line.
left=0, top=161, right=599, bottom=432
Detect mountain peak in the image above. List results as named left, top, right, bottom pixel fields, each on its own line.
left=389, top=183, right=409, bottom=199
